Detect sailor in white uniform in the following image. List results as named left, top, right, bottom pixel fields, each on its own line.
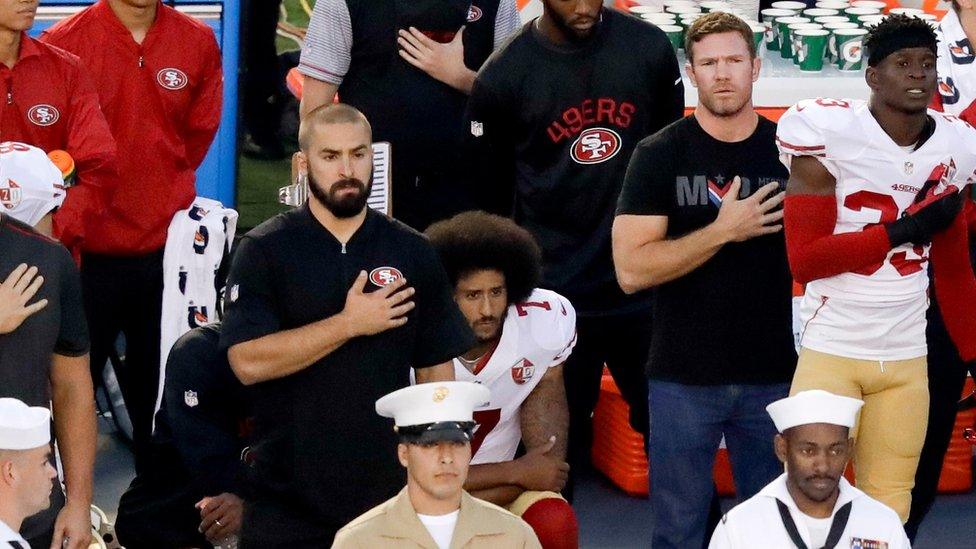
left=709, top=390, right=911, bottom=549
left=0, top=398, right=57, bottom=548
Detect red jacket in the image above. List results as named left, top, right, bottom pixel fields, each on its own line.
left=43, top=0, right=223, bottom=255
left=0, top=33, right=118, bottom=250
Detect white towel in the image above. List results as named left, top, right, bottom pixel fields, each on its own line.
left=155, top=197, right=238, bottom=422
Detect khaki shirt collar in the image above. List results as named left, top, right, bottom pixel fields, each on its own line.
left=377, top=488, right=509, bottom=548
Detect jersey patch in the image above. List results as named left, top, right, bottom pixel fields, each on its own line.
left=157, top=68, right=189, bottom=90
left=510, top=358, right=535, bottom=385
left=369, top=266, right=403, bottom=287
left=849, top=538, right=888, bottom=549
left=467, top=5, right=483, bottom=22
left=0, top=179, right=22, bottom=209
left=27, top=104, right=60, bottom=127
left=571, top=128, right=621, bottom=165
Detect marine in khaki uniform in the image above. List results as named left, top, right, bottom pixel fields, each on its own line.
left=332, top=382, right=541, bottom=549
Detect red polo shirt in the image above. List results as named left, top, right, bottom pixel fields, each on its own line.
left=43, top=0, right=223, bottom=255
left=0, top=33, right=117, bottom=250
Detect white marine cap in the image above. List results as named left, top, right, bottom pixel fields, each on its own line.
left=0, top=142, right=67, bottom=227
left=376, top=382, right=490, bottom=443
left=0, top=398, right=51, bottom=451
left=766, top=390, right=864, bottom=433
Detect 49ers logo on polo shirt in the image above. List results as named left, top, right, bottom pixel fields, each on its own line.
left=467, top=5, right=483, bottom=22
left=571, top=128, right=621, bottom=165
left=157, top=68, right=189, bottom=90
left=0, top=179, right=22, bottom=209
left=27, top=104, right=59, bottom=127
left=370, top=266, right=403, bottom=287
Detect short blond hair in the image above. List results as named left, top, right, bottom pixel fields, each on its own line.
left=298, top=103, right=372, bottom=151
left=685, top=12, right=756, bottom=62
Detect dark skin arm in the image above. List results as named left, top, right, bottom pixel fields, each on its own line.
left=785, top=155, right=837, bottom=197
left=466, top=365, right=570, bottom=505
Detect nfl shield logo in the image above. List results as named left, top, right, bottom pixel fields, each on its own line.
left=470, top=121, right=484, bottom=137
left=184, top=390, right=199, bottom=408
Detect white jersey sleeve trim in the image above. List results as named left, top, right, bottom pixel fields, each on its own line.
left=299, top=0, right=352, bottom=85
left=493, top=0, right=523, bottom=50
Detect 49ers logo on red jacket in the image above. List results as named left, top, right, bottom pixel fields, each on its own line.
left=157, top=68, right=189, bottom=90
left=467, top=5, right=483, bottom=22
left=511, top=358, right=536, bottom=385
left=571, top=128, right=621, bottom=165
left=370, top=266, right=403, bottom=287
left=27, top=105, right=60, bottom=127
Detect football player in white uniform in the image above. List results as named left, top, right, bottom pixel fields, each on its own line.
left=425, top=211, right=579, bottom=549
left=777, top=15, right=976, bottom=522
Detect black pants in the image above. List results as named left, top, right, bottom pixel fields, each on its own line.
left=905, top=297, right=974, bottom=541
left=241, top=0, right=284, bottom=146
left=82, top=251, right=164, bottom=474
left=563, top=308, right=651, bottom=500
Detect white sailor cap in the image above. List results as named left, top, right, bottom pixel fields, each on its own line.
left=0, top=142, right=68, bottom=227
left=0, top=398, right=51, bottom=451
left=766, top=390, right=864, bottom=433
left=376, top=382, right=490, bottom=444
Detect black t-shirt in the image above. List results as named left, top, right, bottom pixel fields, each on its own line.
left=465, top=8, right=685, bottom=316
left=116, top=324, right=247, bottom=548
left=0, top=214, right=88, bottom=407
left=617, top=115, right=796, bottom=385
left=219, top=207, right=474, bottom=535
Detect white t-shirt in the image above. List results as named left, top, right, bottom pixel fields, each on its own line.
left=418, top=510, right=460, bottom=549
left=800, top=514, right=833, bottom=548
left=0, top=518, right=28, bottom=547
left=777, top=98, right=976, bottom=360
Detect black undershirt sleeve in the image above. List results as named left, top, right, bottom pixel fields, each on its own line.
left=647, top=33, right=686, bottom=134
left=219, top=237, right=280, bottom=351
left=54, top=248, right=89, bottom=357
left=411, top=241, right=476, bottom=369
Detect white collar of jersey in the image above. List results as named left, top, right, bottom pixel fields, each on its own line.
left=0, top=519, right=27, bottom=545
left=937, top=10, right=976, bottom=116
left=758, top=473, right=861, bottom=520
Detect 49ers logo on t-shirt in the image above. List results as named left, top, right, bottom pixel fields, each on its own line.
left=571, top=128, right=621, bottom=165
left=511, top=358, right=536, bottom=385
left=27, top=104, right=59, bottom=127
left=370, top=266, right=403, bottom=287
left=0, top=179, right=22, bottom=209
left=157, top=68, right=189, bottom=90
left=467, top=5, right=483, bottom=22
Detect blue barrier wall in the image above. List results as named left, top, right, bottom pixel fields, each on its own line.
left=31, top=0, right=239, bottom=207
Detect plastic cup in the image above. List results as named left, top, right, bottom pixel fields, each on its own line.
left=816, top=0, right=850, bottom=8
left=789, top=22, right=823, bottom=64
left=761, top=8, right=797, bottom=51
left=666, top=5, right=702, bottom=15
left=859, top=14, right=887, bottom=27
left=851, top=0, right=887, bottom=9
left=803, top=8, right=839, bottom=18
left=679, top=13, right=703, bottom=28
left=749, top=23, right=766, bottom=53
left=815, top=15, right=851, bottom=24
left=700, top=1, right=731, bottom=12
left=662, top=0, right=697, bottom=7
left=777, top=16, right=812, bottom=58
left=915, top=13, right=938, bottom=22
left=889, top=7, right=924, bottom=16
left=660, top=24, right=684, bottom=50
left=642, top=13, right=679, bottom=25
left=772, top=1, right=807, bottom=10
left=845, top=6, right=880, bottom=22
left=630, top=6, right=663, bottom=15
left=796, top=29, right=830, bottom=71
left=824, top=21, right=858, bottom=61
left=834, top=27, right=868, bottom=71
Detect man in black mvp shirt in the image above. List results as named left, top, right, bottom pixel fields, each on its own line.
left=613, top=13, right=796, bottom=549
left=464, top=0, right=684, bottom=496
left=220, top=104, right=475, bottom=548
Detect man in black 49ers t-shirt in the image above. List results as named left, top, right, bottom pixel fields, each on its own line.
left=464, top=1, right=684, bottom=496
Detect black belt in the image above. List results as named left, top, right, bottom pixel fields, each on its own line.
left=776, top=498, right=853, bottom=549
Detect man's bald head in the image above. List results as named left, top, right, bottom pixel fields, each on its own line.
left=298, top=103, right=373, bottom=152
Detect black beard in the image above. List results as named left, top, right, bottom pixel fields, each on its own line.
left=308, top=172, right=372, bottom=218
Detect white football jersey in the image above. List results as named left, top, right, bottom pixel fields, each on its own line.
left=457, top=289, right=577, bottom=465
left=777, top=98, right=976, bottom=360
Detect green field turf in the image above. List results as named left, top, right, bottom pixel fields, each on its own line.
left=236, top=0, right=313, bottom=230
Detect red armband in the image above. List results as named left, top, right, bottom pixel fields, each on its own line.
left=784, top=194, right=893, bottom=284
